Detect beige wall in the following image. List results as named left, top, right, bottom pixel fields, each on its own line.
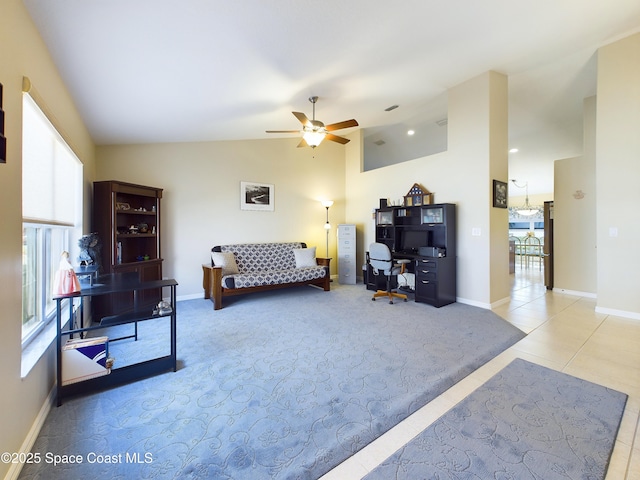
left=96, top=138, right=347, bottom=298
left=0, top=1, right=96, bottom=478
left=553, top=96, right=597, bottom=295
left=345, top=71, right=510, bottom=308
left=595, top=33, right=640, bottom=318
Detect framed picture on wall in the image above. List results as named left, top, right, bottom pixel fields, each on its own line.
left=493, top=179, right=508, bottom=208
left=240, top=181, right=274, bottom=211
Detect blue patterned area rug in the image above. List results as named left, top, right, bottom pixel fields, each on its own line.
left=20, top=285, right=525, bottom=480
left=364, top=358, right=628, bottom=480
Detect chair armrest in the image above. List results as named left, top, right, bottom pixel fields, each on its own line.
left=202, top=264, right=223, bottom=310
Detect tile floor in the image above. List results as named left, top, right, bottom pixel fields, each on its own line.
left=322, top=263, right=640, bottom=479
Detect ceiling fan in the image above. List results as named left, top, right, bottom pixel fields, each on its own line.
left=266, top=96, right=359, bottom=148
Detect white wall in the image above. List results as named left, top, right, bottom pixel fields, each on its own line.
left=595, top=33, right=640, bottom=318
left=0, top=1, right=96, bottom=478
left=96, top=138, right=346, bottom=298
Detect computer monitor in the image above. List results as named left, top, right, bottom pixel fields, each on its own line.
left=400, top=230, right=429, bottom=253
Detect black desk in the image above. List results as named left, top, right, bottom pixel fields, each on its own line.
left=54, top=274, right=178, bottom=406
left=365, top=252, right=456, bottom=307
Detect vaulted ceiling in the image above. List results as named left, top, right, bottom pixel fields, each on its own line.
left=24, top=0, right=640, bottom=194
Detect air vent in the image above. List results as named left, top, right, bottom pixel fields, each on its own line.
left=373, top=139, right=386, bottom=146
left=435, top=118, right=448, bottom=127
left=384, top=105, right=399, bottom=112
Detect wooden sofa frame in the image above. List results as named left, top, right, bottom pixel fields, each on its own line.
left=202, top=257, right=331, bottom=310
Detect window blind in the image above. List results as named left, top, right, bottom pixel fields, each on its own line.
left=22, top=93, right=81, bottom=226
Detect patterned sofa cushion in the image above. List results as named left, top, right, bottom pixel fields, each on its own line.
left=223, top=266, right=327, bottom=289
left=215, top=242, right=304, bottom=273
left=213, top=242, right=327, bottom=289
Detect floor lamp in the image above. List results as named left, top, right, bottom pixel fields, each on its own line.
left=321, top=200, right=333, bottom=257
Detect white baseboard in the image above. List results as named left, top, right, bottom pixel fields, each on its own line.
left=552, top=287, right=597, bottom=298
left=176, top=292, right=205, bottom=302
left=595, top=306, right=640, bottom=321
left=4, top=387, right=55, bottom=480
left=456, top=297, right=492, bottom=310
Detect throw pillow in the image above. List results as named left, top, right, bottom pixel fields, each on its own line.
left=293, top=246, right=317, bottom=268
left=211, top=251, right=240, bottom=276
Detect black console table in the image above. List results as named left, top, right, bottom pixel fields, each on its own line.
left=54, top=274, right=178, bottom=406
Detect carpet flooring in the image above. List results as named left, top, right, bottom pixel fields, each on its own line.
left=19, top=284, right=525, bottom=480
left=364, top=358, right=628, bottom=480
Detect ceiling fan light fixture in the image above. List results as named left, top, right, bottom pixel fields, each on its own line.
left=303, top=130, right=325, bottom=148
left=268, top=96, right=356, bottom=148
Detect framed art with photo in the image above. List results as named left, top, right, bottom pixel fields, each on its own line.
left=240, top=182, right=274, bottom=211
left=493, top=179, right=508, bottom=208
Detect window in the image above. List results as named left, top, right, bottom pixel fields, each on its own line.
left=21, top=93, right=82, bottom=347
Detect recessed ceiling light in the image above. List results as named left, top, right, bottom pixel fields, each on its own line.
left=509, top=148, right=519, bottom=153
left=407, top=130, right=415, bottom=136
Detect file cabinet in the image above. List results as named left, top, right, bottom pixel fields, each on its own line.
left=337, top=224, right=356, bottom=284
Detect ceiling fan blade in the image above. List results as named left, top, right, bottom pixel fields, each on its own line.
left=266, top=130, right=301, bottom=133
left=326, top=133, right=350, bottom=145
left=292, top=111, right=310, bottom=125
left=297, top=138, right=309, bottom=148
left=325, top=119, right=359, bottom=131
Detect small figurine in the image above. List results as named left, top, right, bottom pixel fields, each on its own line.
left=78, top=233, right=102, bottom=269
left=53, top=251, right=81, bottom=295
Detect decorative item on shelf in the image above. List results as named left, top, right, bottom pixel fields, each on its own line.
left=116, top=202, right=130, bottom=211
left=78, top=232, right=102, bottom=268
left=403, top=183, right=433, bottom=207
left=153, top=300, right=173, bottom=316
left=138, top=223, right=149, bottom=233
left=128, top=225, right=138, bottom=234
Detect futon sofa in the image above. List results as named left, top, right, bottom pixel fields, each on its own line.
left=203, top=242, right=330, bottom=310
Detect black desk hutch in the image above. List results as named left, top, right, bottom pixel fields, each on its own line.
left=367, top=203, right=456, bottom=307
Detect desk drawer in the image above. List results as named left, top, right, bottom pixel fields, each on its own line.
left=415, top=258, right=437, bottom=279
left=416, top=278, right=437, bottom=300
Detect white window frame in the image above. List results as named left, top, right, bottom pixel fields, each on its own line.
left=21, top=92, right=83, bottom=352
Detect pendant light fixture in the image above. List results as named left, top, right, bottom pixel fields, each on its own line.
left=510, top=180, right=540, bottom=216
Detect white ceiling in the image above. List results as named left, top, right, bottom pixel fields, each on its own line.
left=23, top=0, right=640, bottom=195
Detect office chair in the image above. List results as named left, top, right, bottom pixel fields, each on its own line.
left=368, top=242, right=408, bottom=304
